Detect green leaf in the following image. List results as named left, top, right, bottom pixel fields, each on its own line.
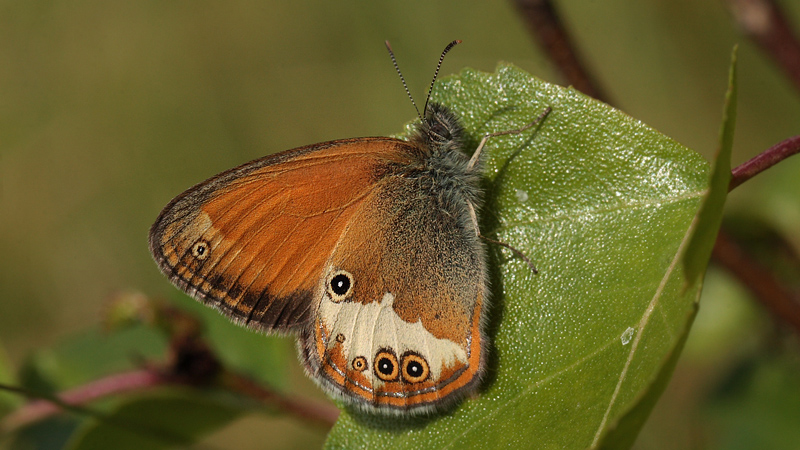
left=325, top=64, right=710, bottom=449
left=65, top=389, right=250, bottom=450
left=682, top=46, right=737, bottom=285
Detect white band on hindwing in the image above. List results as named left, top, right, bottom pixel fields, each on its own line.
left=319, top=291, right=467, bottom=389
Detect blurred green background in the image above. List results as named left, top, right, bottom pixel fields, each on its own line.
left=2, top=1, right=800, bottom=449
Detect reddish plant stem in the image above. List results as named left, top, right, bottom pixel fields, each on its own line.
left=0, top=370, right=167, bottom=432
left=0, top=297, right=339, bottom=434
left=510, top=0, right=610, bottom=103
left=729, top=135, right=800, bottom=190
left=725, top=0, right=800, bottom=93
left=712, top=230, right=800, bottom=334
left=0, top=367, right=338, bottom=434
left=718, top=136, right=800, bottom=335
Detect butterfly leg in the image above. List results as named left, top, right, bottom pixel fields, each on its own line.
left=479, top=234, right=538, bottom=275
left=468, top=106, right=553, bottom=169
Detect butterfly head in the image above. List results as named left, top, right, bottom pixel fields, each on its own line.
left=412, top=102, right=466, bottom=157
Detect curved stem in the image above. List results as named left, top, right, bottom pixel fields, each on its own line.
left=0, top=370, right=167, bottom=432
left=0, top=368, right=338, bottom=434
left=729, top=135, right=800, bottom=191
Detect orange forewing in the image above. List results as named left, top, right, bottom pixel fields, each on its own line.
left=149, top=138, right=414, bottom=331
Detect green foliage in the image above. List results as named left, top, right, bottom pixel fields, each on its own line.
left=65, top=390, right=252, bottom=450
left=5, top=325, right=167, bottom=450
left=325, top=64, right=718, bottom=449
left=4, top=310, right=282, bottom=450
left=17, top=326, right=166, bottom=392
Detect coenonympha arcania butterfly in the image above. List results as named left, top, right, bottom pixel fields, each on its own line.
left=149, top=41, right=549, bottom=414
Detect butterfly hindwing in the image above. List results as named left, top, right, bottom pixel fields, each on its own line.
left=300, top=167, right=487, bottom=411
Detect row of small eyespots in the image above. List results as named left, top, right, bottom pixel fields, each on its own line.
left=348, top=347, right=430, bottom=384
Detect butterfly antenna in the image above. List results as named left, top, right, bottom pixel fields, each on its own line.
left=422, top=39, right=462, bottom=117
left=385, top=40, right=422, bottom=121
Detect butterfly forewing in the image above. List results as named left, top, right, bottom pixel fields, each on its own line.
left=149, top=138, right=415, bottom=331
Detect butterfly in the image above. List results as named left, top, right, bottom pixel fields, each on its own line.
left=149, top=40, right=549, bottom=414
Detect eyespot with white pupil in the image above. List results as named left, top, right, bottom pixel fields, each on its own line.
left=401, top=352, right=430, bottom=383
left=326, top=270, right=354, bottom=303
left=352, top=356, right=367, bottom=372
left=191, top=241, right=210, bottom=260
left=374, top=350, right=399, bottom=382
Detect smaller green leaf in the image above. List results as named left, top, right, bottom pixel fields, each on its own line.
left=18, top=325, right=167, bottom=391
left=66, top=389, right=250, bottom=450
left=682, top=46, right=737, bottom=284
